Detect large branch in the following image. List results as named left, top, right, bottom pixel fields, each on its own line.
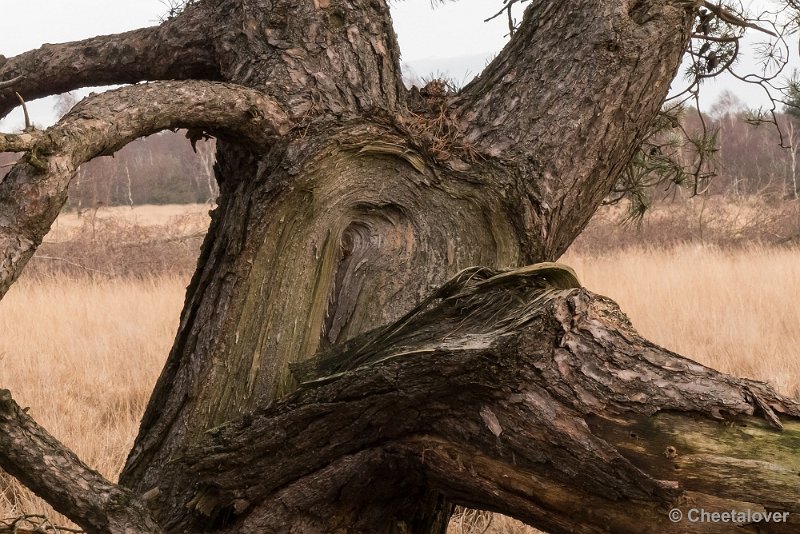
left=0, top=390, right=161, bottom=533
left=128, top=265, right=800, bottom=533
left=0, top=2, right=220, bottom=120
left=451, top=0, right=694, bottom=260
left=4, top=263, right=798, bottom=531
left=0, top=80, right=291, bottom=300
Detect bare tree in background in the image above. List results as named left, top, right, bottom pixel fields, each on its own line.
left=193, top=138, right=218, bottom=203
left=1, top=1, right=800, bottom=532
left=53, top=92, right=79, bottom=120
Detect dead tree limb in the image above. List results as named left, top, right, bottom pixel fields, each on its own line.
left=110, top=265, right=800, bottom=533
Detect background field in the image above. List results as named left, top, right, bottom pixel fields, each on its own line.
left=1, top=202, right=799, bottom=533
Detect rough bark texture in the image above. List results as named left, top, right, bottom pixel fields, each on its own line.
left=3, top=0, right=795, bottom=533
left=0, top=2, right=220, bottom=118
left=0, top=390, right=161, bottom=533
left=454, top=0, right=691, bottom=259
left=143, top=269, right=800, bottom=533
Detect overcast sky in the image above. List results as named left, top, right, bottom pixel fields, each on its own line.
left=0, top=0, right=794, bottom=130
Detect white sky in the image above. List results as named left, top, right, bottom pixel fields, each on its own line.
left=0, top=0, right=794, bottom=130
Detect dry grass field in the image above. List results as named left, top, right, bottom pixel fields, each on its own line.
left=1, top=203, right=799, bottom=533
left=563, top=244, right=800, bottom=396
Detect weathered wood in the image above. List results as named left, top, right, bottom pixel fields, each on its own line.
left=120, top=267, right=800, bottom=532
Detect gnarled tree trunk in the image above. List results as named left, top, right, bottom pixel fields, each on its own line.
left=1, top=1, right=798, bottom=533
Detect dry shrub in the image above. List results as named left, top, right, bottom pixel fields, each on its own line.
left=449, top=509, right=543, bottom=534
left=23, top=205, right=210, bottom=281
left=572, top=196, right=800, bottom=254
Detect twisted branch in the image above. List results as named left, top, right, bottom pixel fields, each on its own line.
left=0, top=80, right=291, bottom=301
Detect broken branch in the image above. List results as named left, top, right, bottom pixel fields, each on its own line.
left=14, top=93, right=31, bottom=131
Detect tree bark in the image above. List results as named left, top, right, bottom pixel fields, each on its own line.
left=4, top=0, right=794, bottom=533
left=117, top=0, right=695, bottom=501
left=3, top=266, right=799, bottom=532
left=0, top=390, right=161, bottom=533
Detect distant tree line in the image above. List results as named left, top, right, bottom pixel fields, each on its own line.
left=1, top=131, right=216, bottom=210
left=683, top=90, right=800, bottom=200
left=2, top=91, right=800, bottom=210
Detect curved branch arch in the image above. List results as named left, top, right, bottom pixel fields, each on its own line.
left=0, top=79, right=291, bottom=299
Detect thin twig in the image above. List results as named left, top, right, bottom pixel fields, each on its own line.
left=691, top=33, right=739, bottom=43
left=0, top=76, right=24, bottom=91
left=484, top=0, right=528, bottom=23
left=14, top=93, right=31, bottom=131
left=702, top=1, right=778, bottom=37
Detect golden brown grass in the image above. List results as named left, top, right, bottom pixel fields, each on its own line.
left=50, top=204, right=211, bottom=233
left=1, top=241, right=799, bottom=531
left=0, top=276, right=185, bottom=523
left=562, top=244, right=800, bottom=397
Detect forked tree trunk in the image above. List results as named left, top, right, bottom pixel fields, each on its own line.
left=1, top=1, right=798, bottom=533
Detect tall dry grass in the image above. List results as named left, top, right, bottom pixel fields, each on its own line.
left=1, top=204, right=800, bottom=532
left=562, top=244, right=800, bottom=397
left=0, top=276, right=185, bottom=523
